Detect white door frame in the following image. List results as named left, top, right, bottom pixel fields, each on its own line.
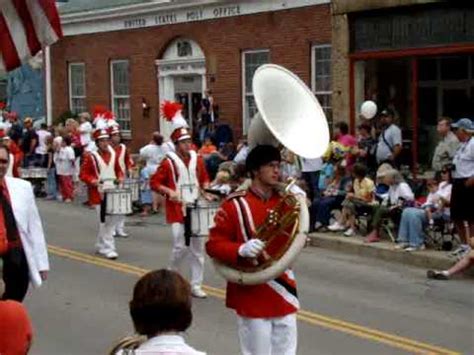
left=156, top=38, right=207, bottom=139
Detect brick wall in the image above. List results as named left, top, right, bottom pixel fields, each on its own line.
left=51, top=4, right=331, bottom=151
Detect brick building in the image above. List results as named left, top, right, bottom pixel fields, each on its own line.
left=49, top=0, right=332, bottom=151
left=332, top=0, right=474, bottom=168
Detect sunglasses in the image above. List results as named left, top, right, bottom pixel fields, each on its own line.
left=0, top=159, right=8, bottom=164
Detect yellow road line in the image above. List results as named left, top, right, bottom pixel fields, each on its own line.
left=48, top=245, right=460, bottom=355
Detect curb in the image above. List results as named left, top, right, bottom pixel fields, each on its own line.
left=308, top=233, right=460, bottom=271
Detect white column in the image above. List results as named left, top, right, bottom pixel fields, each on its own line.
left=45, top=46, right=53, bottom=126
left=201, top=73, right=206, bottom=94
left=354, top=60, right=366, bottom=121
left=158, top=74, right=175, bottom=139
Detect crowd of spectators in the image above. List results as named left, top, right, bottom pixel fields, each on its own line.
left=0, top=105, right=472, bottom=272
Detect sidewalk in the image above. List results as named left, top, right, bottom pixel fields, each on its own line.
left=308, top=232, right=470, bottom=273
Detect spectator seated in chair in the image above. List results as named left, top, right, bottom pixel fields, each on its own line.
left=309, top=162, right=351, bottom=232
left=396, top=168, right=452, bottom=251
left=198, top=136, right=217, bottom=158
left=202, top=139, right=235, bottom=180
left=328, top=163, right=375, bottom=237
left=364, top=164, right=414, bottom=243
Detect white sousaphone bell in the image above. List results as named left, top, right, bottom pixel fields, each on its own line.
left=212, top=64, right=330, bottom=285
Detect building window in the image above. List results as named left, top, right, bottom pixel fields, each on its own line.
left=242, top=50, right=270, bottom=133
left=177, top=40, right=192, bottom=57
left=312, top=45, right=332, bottom=125
left=110, top=60, right=131, bottom=132
left=68, top=63, right=86, bottom=114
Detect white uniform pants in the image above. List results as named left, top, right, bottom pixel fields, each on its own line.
left=237, top=313, right=297, bottom=355
left=95, top=206, right=120, bottom=254
left=169, top=223, right=205, bottom=288
left=115, top=215, right=126, bottom=235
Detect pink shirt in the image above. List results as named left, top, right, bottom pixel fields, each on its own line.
left=337, top=134, right=357, bottom=170
left=337, top=134, right=357, bottom=148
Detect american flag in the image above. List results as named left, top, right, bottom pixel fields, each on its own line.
left=0, top=0, right=63, bottom=72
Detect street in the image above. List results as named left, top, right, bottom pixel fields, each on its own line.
left=25, top=200, right=473, bottom=355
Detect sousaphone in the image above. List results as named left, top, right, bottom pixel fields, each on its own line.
left=212, top=64, right=329, bottom=285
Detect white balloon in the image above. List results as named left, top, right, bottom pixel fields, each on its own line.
left=360, top=100, right=377, bottom=120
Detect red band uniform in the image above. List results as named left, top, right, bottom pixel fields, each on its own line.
left=206, top=145, right=299, bottom=355
left=150, top=102, right=210, bottom=297
left=150, top=137, right=210, bottom=296
left=79, top=129, right=123, bottom=259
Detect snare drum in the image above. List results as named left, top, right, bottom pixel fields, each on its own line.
left=105, top=188, right=132, bottom=215
left=20, top=169, right=31, bottom=179
left=29, top=168, right=48, bottom=179
left=21, top=168, right=47, bottom=179
left=189, top=199, right=220, bottom=236
left=123, top=178, right=140, bottom=202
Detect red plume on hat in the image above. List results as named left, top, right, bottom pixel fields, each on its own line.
left=161, top=101, right=189, bottom=141
left=161, top=101, right=183, bottom=122
left=92, top=105, right=115, bottom=129
left=93, top=105, right=108, bottom=118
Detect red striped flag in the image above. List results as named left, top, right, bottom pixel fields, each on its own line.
left=0, top=0, right=62, bottom=72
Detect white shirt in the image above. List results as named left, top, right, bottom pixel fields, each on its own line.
left=299, top=157, right=322, bottom=172
left=116, top=335, right=206, bottom=355
left=79, top=121, right=93, bottom=147
left=54, top=146, right=75, bottom=176
left=210, top=182, right=232, bottom=195
left=139, top=143, right=166, bottom=171
left=233, top=145, right=249, bottom=164
left=388, top=182, right=414, bottom=205
left=35, top=129, right=52, bottom=155
left=452, top=137, right=474, bottom=179
left=376, top=124, right=402, bottom=163
left=424, top=181, right=452, bottom=215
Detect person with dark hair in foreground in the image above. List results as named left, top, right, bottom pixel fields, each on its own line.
left=113, top=269, right=205, bottom=355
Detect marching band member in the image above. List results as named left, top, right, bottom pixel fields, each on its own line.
left=79, top=128, right=123, bottom=259
left=0, top=128, right=22, bottom=178
left=206, top=145, right=299, bottom=355
left=150, top=101, right=210, bottom=299
left=109, top=124, right=134, bottom=238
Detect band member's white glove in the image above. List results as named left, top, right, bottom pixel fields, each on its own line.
left=238, top=239, right=265, bottom=258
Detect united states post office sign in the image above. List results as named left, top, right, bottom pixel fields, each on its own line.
left=351, top=6, right=474, bottom=52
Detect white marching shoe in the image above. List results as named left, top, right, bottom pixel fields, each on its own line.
left=97, top=250, right=119, bottom=260
left=191, top=286, right=208, bottom=299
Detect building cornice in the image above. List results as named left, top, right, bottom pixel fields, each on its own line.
left=60, top=0, right=330, bottom=36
